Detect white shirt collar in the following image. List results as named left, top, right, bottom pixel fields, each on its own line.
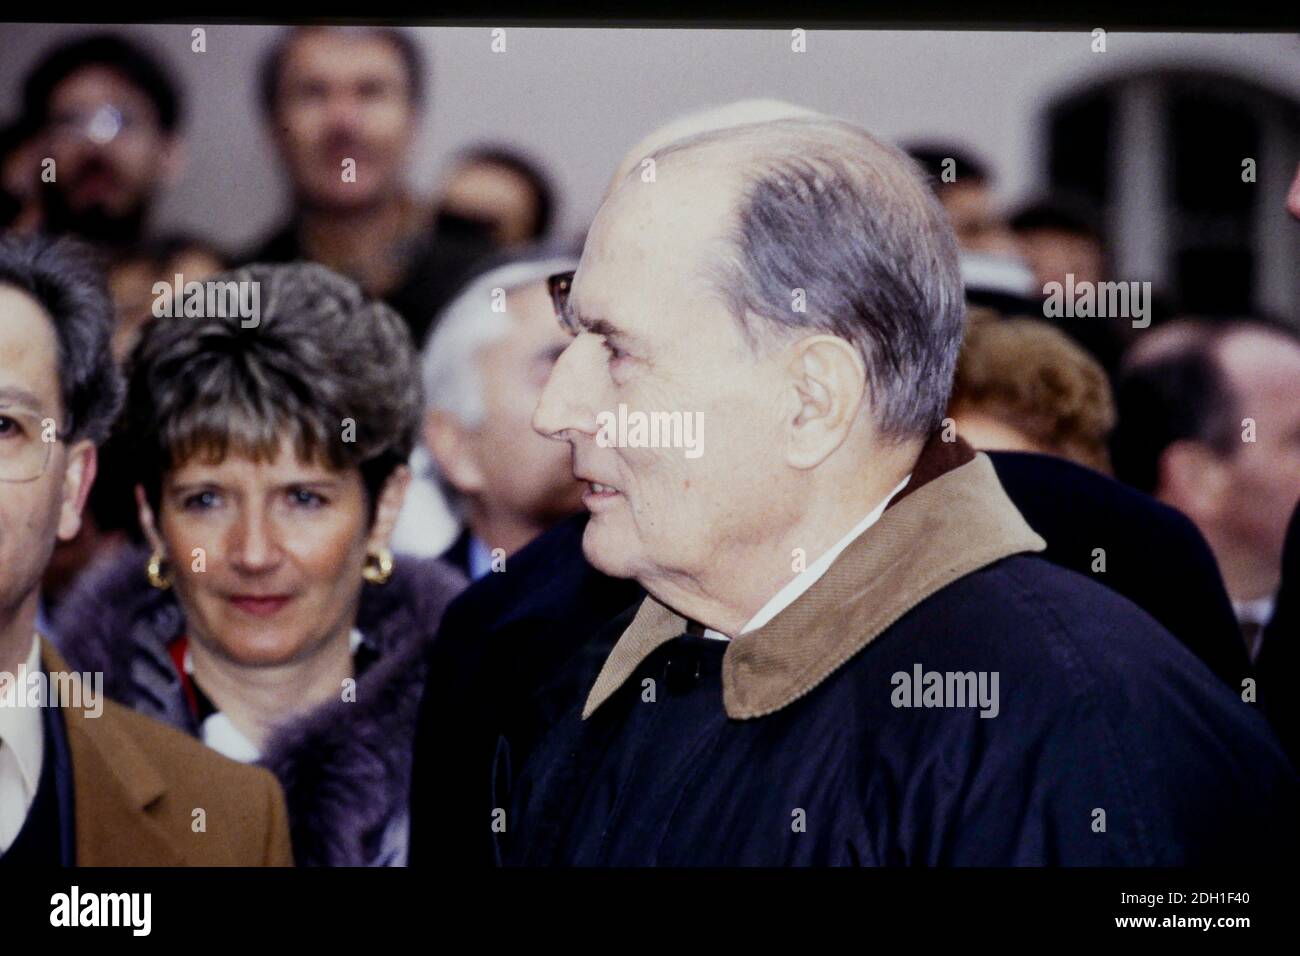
left=0, top=635, right=45, bottom=853
left=703, top=473, right=912, bottom=641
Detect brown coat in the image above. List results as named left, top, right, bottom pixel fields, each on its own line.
left=41, top=640, right=294, bottom=866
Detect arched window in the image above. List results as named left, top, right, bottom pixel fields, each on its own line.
left=1043, top=69, right=1299, bottom=320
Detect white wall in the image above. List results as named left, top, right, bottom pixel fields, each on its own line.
left=2, top=24, right=1298, bottom=253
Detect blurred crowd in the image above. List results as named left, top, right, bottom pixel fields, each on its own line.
left=1, top=26, right=1297, bottom=868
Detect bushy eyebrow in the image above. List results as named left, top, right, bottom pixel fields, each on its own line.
left=570, top=306, right=644, bottom=349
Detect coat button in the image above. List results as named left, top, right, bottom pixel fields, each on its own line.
left=664, top=651, right=703, bottom=693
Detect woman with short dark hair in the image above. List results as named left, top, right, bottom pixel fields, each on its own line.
left=53, top=262, right=466, bottom=866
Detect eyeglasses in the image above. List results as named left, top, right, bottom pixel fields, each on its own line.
left=0, top=409, right=64, bottom=483
left=48, top=104, right=151, bottom=145
left=547, top=270, right=577, bottom=335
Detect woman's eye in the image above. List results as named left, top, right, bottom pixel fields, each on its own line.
left=0, top=415, right=18, bottom=437
left=288, top=488, right=326, bottom=508
left=602, top=339, right=626, bottom=363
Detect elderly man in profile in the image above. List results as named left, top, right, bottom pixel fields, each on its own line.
left=498, top=116, right=1297, bottom=866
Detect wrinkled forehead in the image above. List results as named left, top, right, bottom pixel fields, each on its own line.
left=575, top=157, right=743, bottom=321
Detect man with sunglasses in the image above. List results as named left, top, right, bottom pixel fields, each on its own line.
left=0, top=234, right=292, bottom=866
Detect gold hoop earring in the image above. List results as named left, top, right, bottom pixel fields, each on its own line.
left=145, top=551, right=173, bottom=590
left=362, top=547, right=394, bottom=585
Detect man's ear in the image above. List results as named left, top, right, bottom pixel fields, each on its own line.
left=57, top=440, right=98, bottom=542
left=425, top=409, right=486, bottom=497
left=366, top=465, right=412, bottom=554
left=134, top=483, right=166, bottom=556
left=784, top=335, right=867, bottom=469
left=1159, top=440, right=1231, bottom=520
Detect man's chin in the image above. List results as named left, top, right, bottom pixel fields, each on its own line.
left=580, top=516, right=637, bottom=580
left=304, top=177, right=387, bottom=212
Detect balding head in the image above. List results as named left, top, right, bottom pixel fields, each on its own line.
left=606, top=98, right=825, bottom=195
left=616, top=115, right=966, bottom=439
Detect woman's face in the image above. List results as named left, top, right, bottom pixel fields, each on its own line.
left=140, top=439, right=406, bottom=668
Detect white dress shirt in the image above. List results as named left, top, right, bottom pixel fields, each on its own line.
left=703, top=474, right=912, bottom=641
left=0, top=636, right=44, bottom=854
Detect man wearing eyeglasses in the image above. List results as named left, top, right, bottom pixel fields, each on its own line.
left=0, top=234, right=292, bottom=866
left=17, top=32, right=184, bottom=252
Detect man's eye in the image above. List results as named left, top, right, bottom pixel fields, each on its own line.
left=292, top=81, right=329, bottom=102
left=0, top=415, right=22, bottom=438
left=602, top=339, right=626, bottom=362
left=356, top=80, right=394, bottom=101
left=182, top=491, right=220, bottom=511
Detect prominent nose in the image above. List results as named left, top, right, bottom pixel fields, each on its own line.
left=533, top=335, right=602, bottom=442
left=227, top=505, right=282, bottom=575
left=324, top=91, right=363, bottom=132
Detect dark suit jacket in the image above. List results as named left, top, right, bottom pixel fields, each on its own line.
left=42, top=640, right=294, bottom=866
left=409, top=515, right=641, bottom=865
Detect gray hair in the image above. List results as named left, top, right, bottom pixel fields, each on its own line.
left=123, top=261, right=420, bottom=515
left=0, top=234, right=123, bottom=446
left=422, top=252, right=579, bottom=427
left=646, top=117, right=966, bottom=441
left=419, top=250, right=576, bottom=518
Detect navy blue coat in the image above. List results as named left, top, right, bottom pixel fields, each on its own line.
left=500, top=553, right=1295, bottom=866
left=411, top=444, right=1288, bottom=866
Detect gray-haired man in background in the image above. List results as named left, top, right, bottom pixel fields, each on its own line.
left=392, top=252, right=584, bottom=577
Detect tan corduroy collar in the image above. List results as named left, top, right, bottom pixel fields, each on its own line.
left=582, top=439, right=1046, bottom=721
